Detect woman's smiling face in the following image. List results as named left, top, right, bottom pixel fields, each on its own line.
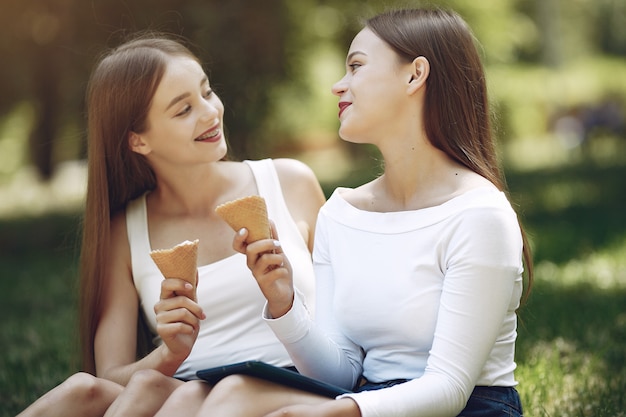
left=130, top=55, right=227, bottom=166
left=331, top=28, right=415, bottom=146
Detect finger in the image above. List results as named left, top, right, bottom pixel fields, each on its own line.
left=190, top=271, right=200, bottom=303
left=269, top=220, right=280, bottom=241
left=160, top=278, right=194, bottom=300
left=243, top=239, right=282, bottom=271
left=268, top=222, right=284, bottom=259
left=233, top=228, right=249, bottom=253
left=155, top=308, right=203, bottom=338
left=155, top=296, right=206, bottom=321
left=256, top=263, right=292, bottom=291
left=156, top=321, right=197, bottom=339
left=255, top=252, right=287, bottom=274
left=156, top=306, right=201, bottom=328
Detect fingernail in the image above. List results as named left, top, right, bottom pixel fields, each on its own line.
left=273, top=240, right=281, bottom=248
left=238, top=228, right=247, bottom=236
left=185, top=283, right=193, bottom=290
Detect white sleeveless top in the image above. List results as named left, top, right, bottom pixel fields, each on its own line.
left=125, top=159, right=316, bottom=380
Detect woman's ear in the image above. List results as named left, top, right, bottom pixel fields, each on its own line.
left=407, top=56, right=430, bottom=95
left=128, top=132, right=151, bottom=155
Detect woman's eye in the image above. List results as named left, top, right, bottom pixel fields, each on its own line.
left=174, top=90, right=213, bottom=117
left=175, top=105, right=191, bottom=117
left=348, top=63, right=361, bottom=71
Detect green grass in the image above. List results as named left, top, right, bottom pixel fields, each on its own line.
left=2, top=158, right=626, bottom=417
left=0, top=249, right=80, bottom=416
left=516, top=246, right=626, bottom=417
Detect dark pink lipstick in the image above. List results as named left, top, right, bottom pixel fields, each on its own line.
left=338, top=102, right=351, bottom=118
left=195, top=125, right=221, bottom=143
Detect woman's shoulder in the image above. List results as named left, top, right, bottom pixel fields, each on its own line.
left=331, top=179, right=377, bottom=211
left=271, top=158, right=317, bottom=180
left=270, top=158, right=325, bottom=249
left=271, top=158, right=324, bottom=196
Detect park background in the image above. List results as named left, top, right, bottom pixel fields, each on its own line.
left=1, top=0, right=625, bottom=415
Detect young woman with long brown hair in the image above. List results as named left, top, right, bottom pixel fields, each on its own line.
left=170, top=7, right=533, bottom=417
left=17, top=34, right=325, bottom=417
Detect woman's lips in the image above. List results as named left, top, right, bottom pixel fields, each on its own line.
left=338, top=102, right=351, bottom=118
left=195, top=126, right=221, bottom=142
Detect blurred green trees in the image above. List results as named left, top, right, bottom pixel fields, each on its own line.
left=2, top=3, right=626, bottom=414
left=0, top=0, right=624, bottom=181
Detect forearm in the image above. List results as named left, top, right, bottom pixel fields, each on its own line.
left=98, top=344, right=183, bottom=386
left=265, top=296, right=362, bottom=390
left=321, top=398, right=362, bottom=417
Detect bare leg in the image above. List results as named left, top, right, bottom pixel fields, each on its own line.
left=103, top=369, right=184, bottom=417
left=195, top=374, right=327, bottom=416
left=154, top=380, right=212, bottom=417
left=16, top=372, right=123, bottom=417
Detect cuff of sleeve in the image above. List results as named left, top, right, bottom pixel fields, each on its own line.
left=263, top=291, right=312, bottom=345
left=336, top=392, right=378, bottom=417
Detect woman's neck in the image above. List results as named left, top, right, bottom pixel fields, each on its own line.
left=376, top=143, right=476, bottom=211
left=148, top=161, right=238, bottom=217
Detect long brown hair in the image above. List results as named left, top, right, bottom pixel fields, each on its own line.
left=79, top=34, right=201, bottom=374
left=366, top=8, right=533, bottom=302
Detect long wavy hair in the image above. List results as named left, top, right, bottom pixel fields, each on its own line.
left=366, top=8, right=533, bottom=302
left=79, top=35, right=201, bottom=374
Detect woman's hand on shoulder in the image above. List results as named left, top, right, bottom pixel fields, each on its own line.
left=272, top=158, right=326, bottom=252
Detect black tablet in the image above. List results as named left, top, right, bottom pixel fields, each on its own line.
left=196, top=360, right=351, bottom=398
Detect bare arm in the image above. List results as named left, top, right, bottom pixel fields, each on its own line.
left=232, top=159, right=324, bottom=319
left=272, top=158, right=326, bottom=252
left=94, top=214, right=203, bottom=385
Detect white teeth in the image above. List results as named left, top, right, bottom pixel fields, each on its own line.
left=197, top=129, right=219, bottom=140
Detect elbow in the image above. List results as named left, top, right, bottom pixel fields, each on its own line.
left=445, top=381, right=475, bottom=416
left=426, top=371, right=475, bottom=416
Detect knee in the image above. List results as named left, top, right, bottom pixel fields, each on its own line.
left=64, top=372, right=110, bottom=402
left=208, top=374, right=257, bottom=402
left=201, top=375, right=297, bottom=414
left=167, top=380, right=210, bottom=406
left=127, top=369, right=171, bottom=391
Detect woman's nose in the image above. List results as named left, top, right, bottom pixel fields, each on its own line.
left=331, top=74, right=348, bottom=96
left=200, top=98, right=220, bottom=120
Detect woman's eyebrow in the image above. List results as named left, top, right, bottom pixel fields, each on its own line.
left=166, top=92, right=190, bottom=111
left=165, top=76, right=209, bottom=110
left=165, top=75, right=209, bottom=111
left=346, top=50, right=366, bottom=62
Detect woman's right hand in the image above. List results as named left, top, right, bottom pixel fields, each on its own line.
left=233, top=222, right=295, bottom=318
left=154, top=276, right=205, bottom=364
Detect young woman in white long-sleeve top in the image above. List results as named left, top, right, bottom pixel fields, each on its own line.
left=155, top=7, right=534, bottom=417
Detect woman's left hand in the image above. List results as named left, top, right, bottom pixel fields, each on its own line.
left=263, top=399, right=361, bottom=417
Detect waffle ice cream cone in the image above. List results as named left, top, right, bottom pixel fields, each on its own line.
left=150, top=239, right=199, bottom=286
left=215, top=195, right=271, bottom=242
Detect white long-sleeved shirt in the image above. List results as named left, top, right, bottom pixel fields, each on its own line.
left=266, top=186, right=524, bottom=417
